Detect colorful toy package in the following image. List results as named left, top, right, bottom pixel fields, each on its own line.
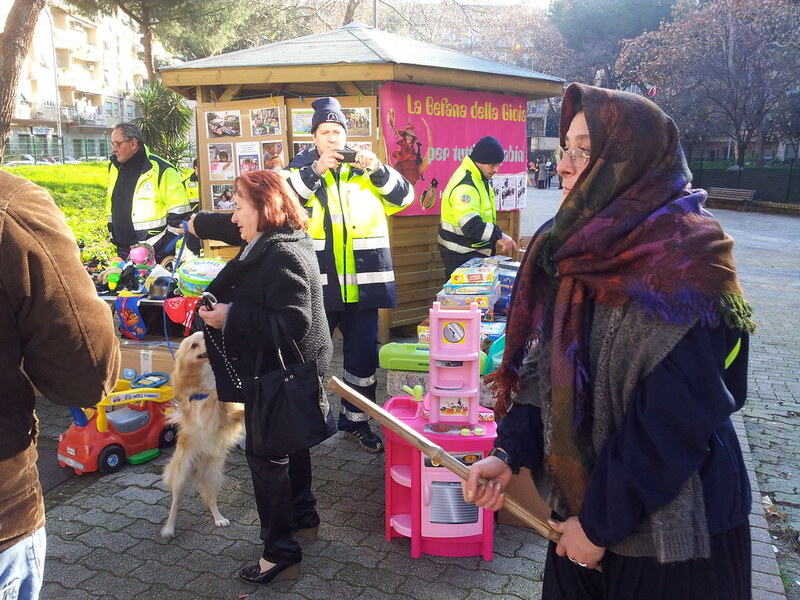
left=176, top=258, right=226, bottom=297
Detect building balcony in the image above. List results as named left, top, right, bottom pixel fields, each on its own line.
left=33, top=106, right=59, bottom=122
left=64, top=110, right=107, bottom=126
left=53, top=28, right=83, bottom=50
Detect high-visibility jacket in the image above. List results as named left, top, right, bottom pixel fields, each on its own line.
left=106, top=145, right=192, bottom=255
left=285, top=148, right=413, bottom=310
left=182, top=173, right=200, bottom=210
left=438, top=156, right=501, bottom=256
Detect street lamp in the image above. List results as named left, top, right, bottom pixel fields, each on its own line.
left=42, top=5, right=63, bottom=163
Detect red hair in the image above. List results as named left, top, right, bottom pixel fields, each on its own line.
left=234, top=170, right=308, bottom=232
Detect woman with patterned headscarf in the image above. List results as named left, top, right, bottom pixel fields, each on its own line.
left=462, top=83, right=755, bottom=600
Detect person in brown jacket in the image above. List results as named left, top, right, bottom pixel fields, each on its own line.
left=0, top=169, right=120, bottom=599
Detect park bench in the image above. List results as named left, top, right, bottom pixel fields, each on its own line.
left=706, top=187, right=756, bottom=212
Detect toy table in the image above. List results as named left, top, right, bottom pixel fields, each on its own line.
left=382, top=394, right=497, bottom=560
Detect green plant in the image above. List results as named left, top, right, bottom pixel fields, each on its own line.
left=132, top=81, right=194, bottom=166
left=6, top=164, right=115, bottom=263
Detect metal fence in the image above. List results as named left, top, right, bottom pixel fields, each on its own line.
left=689, top=158, right=799, bottom=205
left=6, top=136, right=110, bottom=162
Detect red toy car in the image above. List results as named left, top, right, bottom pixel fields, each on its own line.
left=57, top=373, right=177, bottom=474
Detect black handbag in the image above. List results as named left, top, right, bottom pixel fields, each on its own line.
left=246, top=313, right=335, bottom=456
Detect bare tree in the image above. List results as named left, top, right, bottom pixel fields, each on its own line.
left=0, top=0, right=47, bottom=163
left=618, top=0, right=800, bottom=166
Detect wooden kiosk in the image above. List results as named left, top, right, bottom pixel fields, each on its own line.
left=161, top=23, right=563, bottom=333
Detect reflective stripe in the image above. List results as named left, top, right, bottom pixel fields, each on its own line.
left=319, top=273, right=328, bottom=286
left=340, top=407, right=371, bottom=422
left=725, top=337, right=742, bottom=369
left=337, top=271, right=395, bottom=286
left=329, top=212, right=345, bottom=224
left=438, top=236, right=492, bottom=256
left=375, top=166, right=401, bottom=194
left=440, top=221, right=464, bottom=235
left=289, top=170, right=315, bottom=199
left=167, top=204, right=192, bottom=215
left=479, top=222, right=494, bottom=242
left=144, top=230, right=167, bottom=245
left=356, top=271, right=394, bottom=284
left=312, top=239, right=326, bottom=251
left=344, top=370, right=376, bottom=387
left=135, top=217, right=167, bottom=230
left=457, top=213, right=482, bottom=228
left=166, top=225, right=183, bottom=235
left=339, top=273, right=358, bottom=286
left=352, top=237, right=390, bottom=250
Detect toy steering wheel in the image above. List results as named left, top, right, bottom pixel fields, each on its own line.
left=130, top=372, right=169, bottom=388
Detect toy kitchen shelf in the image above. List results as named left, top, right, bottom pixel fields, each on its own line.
left=382, top=301, right=497, bottom=561
left=383, top=395, right=497, bottom=560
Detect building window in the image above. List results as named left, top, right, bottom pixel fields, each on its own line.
left=105, top=101, right=113, bottom=116
left=126, top=104, right=133, bottom=118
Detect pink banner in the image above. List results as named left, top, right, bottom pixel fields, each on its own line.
left=379, top=82, right=527, bottom=216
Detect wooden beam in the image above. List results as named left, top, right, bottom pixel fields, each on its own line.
left=218, top=84, right=243, bottom=102
left=338, top=81, right=363, bottom=96
left=162, top=64, right=396, bottom=88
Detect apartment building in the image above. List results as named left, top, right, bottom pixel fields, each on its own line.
left=3, top=1, right=162, bottom=161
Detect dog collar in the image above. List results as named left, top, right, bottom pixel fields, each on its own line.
left=189, top=394, right=209, bottom=402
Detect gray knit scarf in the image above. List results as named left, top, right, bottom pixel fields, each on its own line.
left=514, top=303, right=710, bottom=563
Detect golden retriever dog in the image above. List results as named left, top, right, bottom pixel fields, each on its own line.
left=161, top=331, right=244, bottom=539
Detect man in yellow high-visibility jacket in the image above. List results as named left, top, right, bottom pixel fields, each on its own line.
left=438, top=136, right=518, bottom=281
left=106, top=123, right=193, bottom=262
left=285, top=97, right=413, bottom=453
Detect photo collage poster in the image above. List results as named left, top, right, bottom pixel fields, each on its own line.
left=286, top=97, right=377, bottom=163
left=491, top=172, right=529, bottom=211
left=197, top=98, right=287, bottom=212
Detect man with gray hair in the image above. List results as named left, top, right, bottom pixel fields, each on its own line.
left=106, top=122, right=192, bottom=262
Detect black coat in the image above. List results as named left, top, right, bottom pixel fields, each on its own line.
left=202, top=225, right=331, bottom=403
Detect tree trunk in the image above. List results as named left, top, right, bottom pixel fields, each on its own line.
left=0, top=0, right=47, bottom=163
left=342, top=0, right=361, bottom=26
left=141, top=4, right=155, bottom=82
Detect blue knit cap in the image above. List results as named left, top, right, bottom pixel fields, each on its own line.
left=470, top=136, right=505, bottom=164
left=311, top=97, right=347, bottom=134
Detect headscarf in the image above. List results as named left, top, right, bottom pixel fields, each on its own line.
left=490, top=83, right=755, bottom=516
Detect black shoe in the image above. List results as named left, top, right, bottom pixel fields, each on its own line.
left=342, top=424, right=384, bottom=453
left=239, top=560, right=301, bottom=584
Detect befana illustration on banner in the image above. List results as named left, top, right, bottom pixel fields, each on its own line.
left=379, top=81, right=527, bottom=217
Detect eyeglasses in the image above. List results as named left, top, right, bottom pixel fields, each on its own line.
left=560, top=147, right=590, bottom=168
left=110, top=138, right=130, bottom=149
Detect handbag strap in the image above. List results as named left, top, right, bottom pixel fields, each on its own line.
left=268, top=312, right=304, bottom=366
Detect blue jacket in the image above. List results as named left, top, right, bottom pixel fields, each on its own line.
left=498, top=324, right=751, bottom=546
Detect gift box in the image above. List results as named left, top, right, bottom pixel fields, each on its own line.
left=417, top=317, right=431, bottom=344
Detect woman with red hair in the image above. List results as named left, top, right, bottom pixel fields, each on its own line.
left=192, top=170, right=332, bottom=585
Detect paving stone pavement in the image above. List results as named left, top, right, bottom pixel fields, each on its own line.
left=33, top=187, right=797, bottom=599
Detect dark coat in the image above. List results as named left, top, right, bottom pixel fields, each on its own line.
left=202, top=225, right=331, bottom=403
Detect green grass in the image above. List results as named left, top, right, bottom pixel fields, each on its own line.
left=5, top=163, right=192, bottom=264
left=6, top=164, right=113, bottom=263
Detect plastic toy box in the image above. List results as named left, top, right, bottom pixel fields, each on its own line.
left=449, top=260, right=498, bottom=284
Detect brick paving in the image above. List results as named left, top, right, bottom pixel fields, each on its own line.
left=32, top=187, right=797, bottom=599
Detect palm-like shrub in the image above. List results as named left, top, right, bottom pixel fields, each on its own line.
left=132, top=81, right=194, bottom=166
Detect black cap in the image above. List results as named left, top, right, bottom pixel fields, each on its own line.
left=311, top=97, right=347, bottom=134
left=470, top=136, right=505, bottom=164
